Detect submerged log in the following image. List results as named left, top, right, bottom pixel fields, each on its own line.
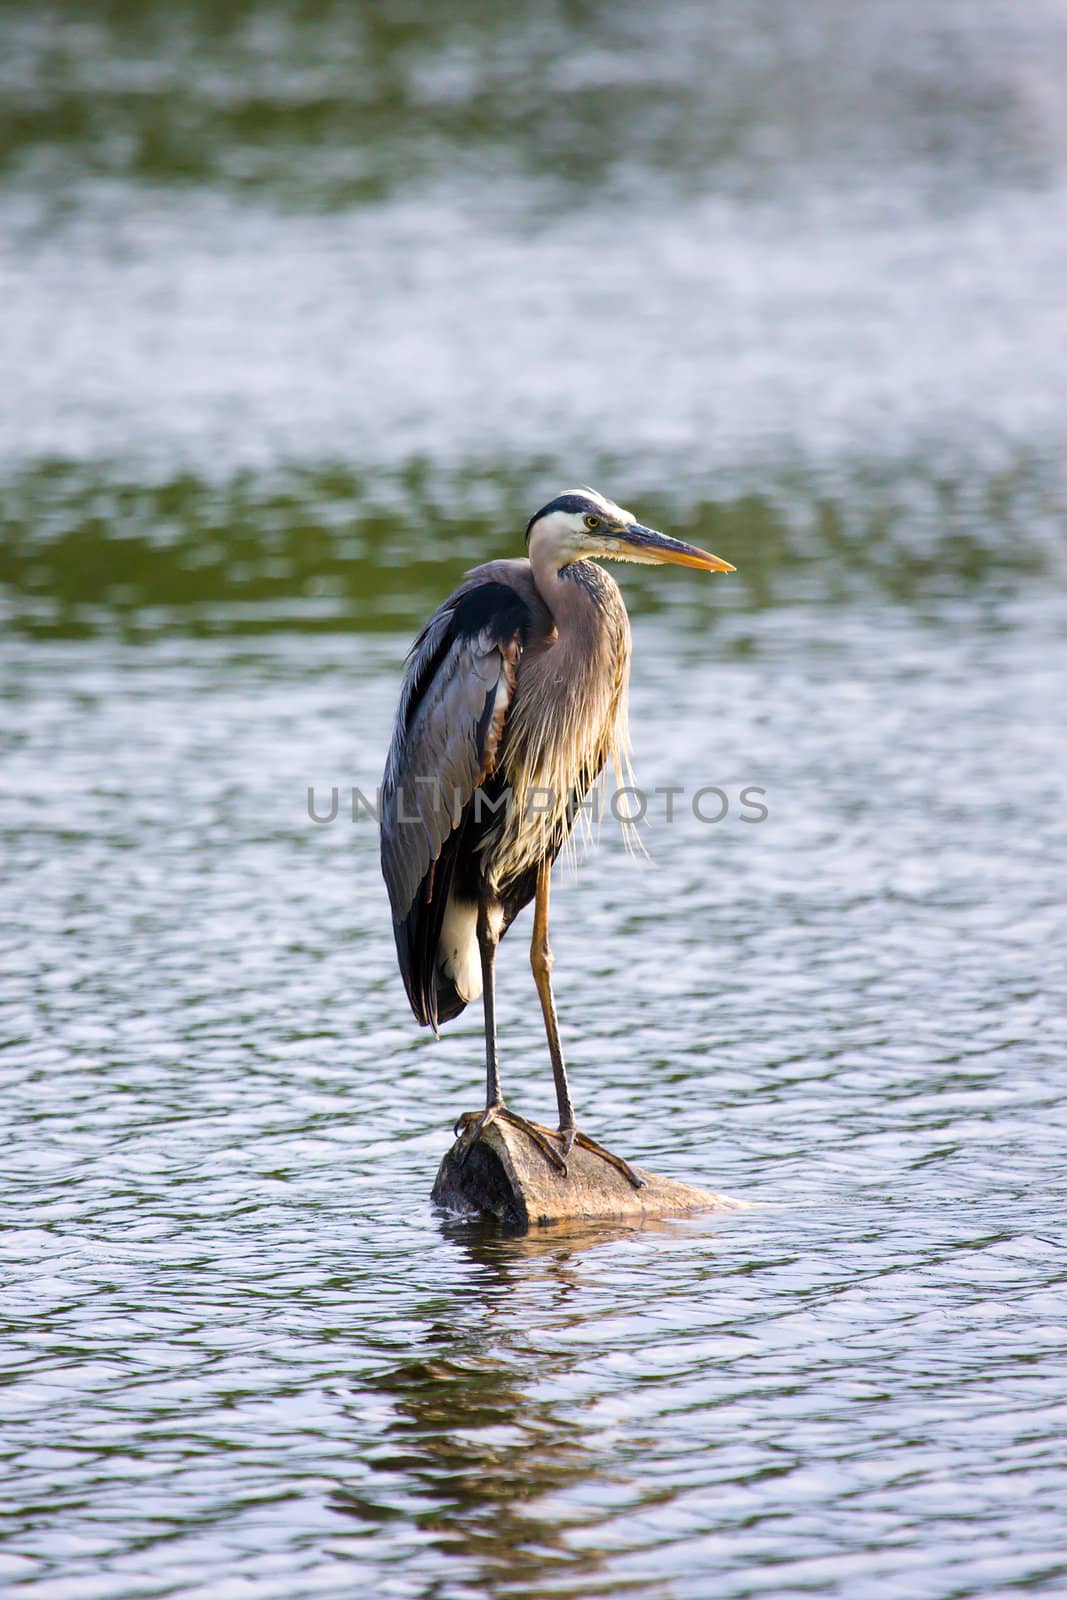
left=432, top=1117, right=743, bottom=1230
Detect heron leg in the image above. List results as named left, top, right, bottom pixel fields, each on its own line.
left=455, top=904, right=567, bottom=1175
left=531, top=864, right=646, bottom=1190
left=479, top=903, right=503, bottom=1112
left=530, top=865, right=573, bottom=1139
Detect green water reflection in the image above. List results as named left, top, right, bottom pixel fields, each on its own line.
left=2, top=0, right=1042, bottom=206
left=0, top=458, right=1054, bottom=639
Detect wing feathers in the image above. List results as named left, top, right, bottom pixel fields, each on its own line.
left=380, top=579, right=529, bottom=1025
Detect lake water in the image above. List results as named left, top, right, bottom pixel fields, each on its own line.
left=2, top=4, right=1067, bottom=1597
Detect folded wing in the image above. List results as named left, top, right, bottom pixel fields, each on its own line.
left=380, top=579, right=529, bottom=1028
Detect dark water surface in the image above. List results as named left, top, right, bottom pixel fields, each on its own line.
left=3, top=3, right=1067, bottom=1597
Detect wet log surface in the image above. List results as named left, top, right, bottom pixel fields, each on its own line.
left=432, top=1118, right=744, bottom=1231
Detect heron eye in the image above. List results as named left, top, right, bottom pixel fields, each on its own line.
left=584, top=514, right=600, bottom=530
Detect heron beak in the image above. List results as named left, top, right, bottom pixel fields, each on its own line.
left=615, top=522, right=736, bottom=573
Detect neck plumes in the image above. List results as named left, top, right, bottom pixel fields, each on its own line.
left=486, top=539, right=634, bottom=889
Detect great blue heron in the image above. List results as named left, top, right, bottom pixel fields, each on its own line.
left=380, top=489, right=735, bottom=1186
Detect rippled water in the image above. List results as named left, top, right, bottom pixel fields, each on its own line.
left=5, top=598, right=1067, bottom=1597
left=3, top=2, right=1067, bottom=1596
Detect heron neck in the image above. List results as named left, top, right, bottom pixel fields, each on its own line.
left=529, top=537, right=604, bottom=627
left=530, top=554, right=592, bottom=629
left=528, top=552, right=629, bottom=682
left=520, top=548, right=633, bottom=790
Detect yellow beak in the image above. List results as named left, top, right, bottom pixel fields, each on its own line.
left=616, top=523, right=736, bottom=573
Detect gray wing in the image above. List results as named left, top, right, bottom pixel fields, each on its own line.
left=380, top=577, right=530, bottom=1024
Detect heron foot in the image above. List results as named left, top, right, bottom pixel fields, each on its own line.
left=454, top=1103, right=569, bottom=1176
left=454, top=1107, right=646, bottom=1189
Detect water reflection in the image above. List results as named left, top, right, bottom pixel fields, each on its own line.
left=4, top=2, right=1066, bottom=604
left=0, top=458, right=1054, bottom=639
left=2, top=0, right=1057, bottom=204
left=336, top=1339, right=597, bottom=1589
left=333, top=1221, right=690, bottom=1595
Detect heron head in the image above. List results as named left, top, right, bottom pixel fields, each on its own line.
left=525, top=489, right=735, bottom=576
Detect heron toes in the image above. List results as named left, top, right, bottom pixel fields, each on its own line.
left=454, top=1106, right=646, bottom=1190
left=565, top=1125, right=648, bottom=1190
left=455, top=1103, right=569, bottom=1175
